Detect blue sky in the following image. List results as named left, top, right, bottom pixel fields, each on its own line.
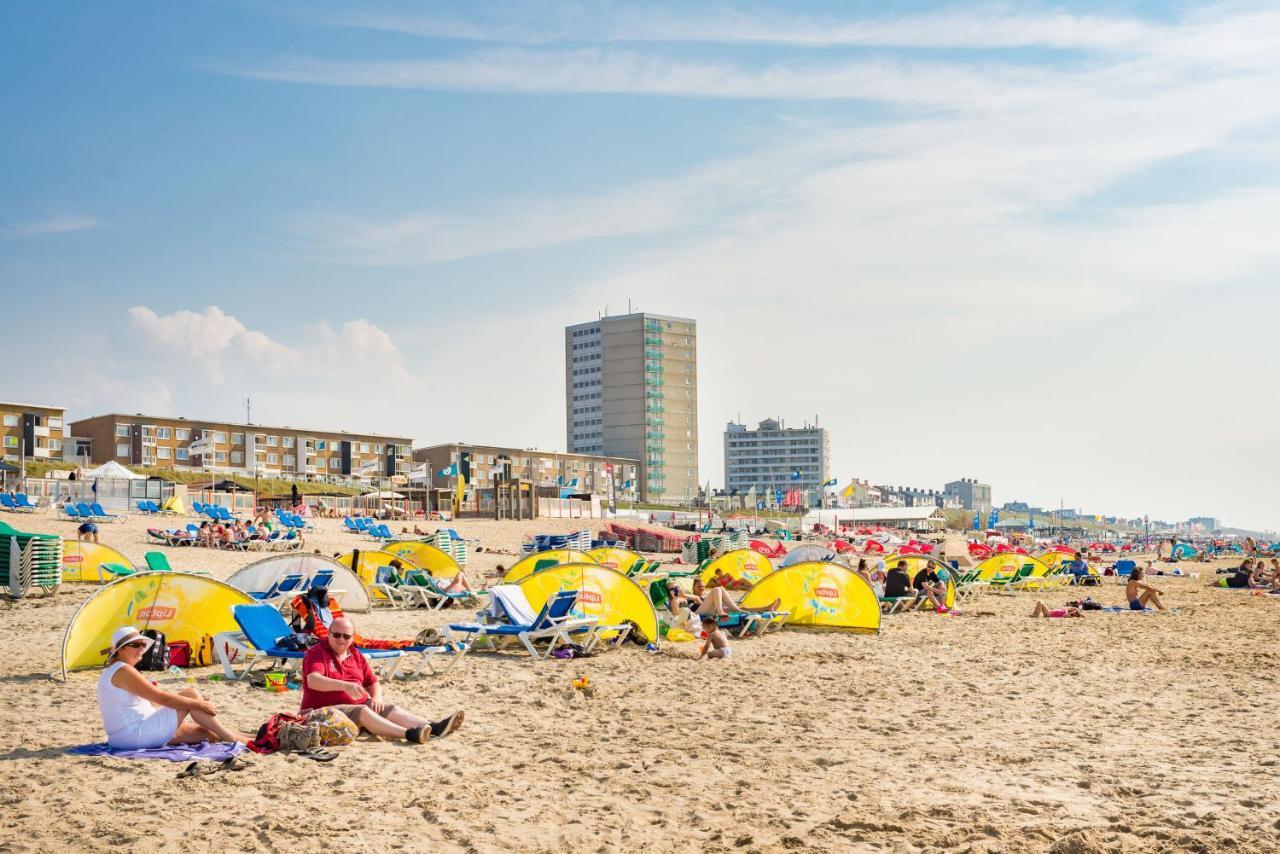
left=3, top=1, right=1278, bottom=531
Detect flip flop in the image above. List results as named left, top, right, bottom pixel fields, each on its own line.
left=297, top=748, right=338, bottom=762
left=220, top=755, right=252, bottom=772
left=177, top=761, right=218, bottom=779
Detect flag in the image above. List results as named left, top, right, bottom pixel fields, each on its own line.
left=438, top=464, right=456, bottom=477
left=822, top=477, right=838, bottom=488
left=972, top=512, right=980, bottom=531
left=1029, top=513, right=1035, bottom=531
left=790, top=470, right=801, bottom=481
left=840, top=480, right=856, bottom=499
left=988, top=507, right=999, bottom=528
left=454, top=452, right=471, bottom=516
left=745, top=485, right=757, bottom=506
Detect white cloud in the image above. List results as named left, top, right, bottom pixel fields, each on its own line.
left=8, top=214, right=99, bottom=237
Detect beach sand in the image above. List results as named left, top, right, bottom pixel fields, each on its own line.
left=1, top=511, right=1277, bottom=853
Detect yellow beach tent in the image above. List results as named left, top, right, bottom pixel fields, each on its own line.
left=882, top=553, right=957, bottom=609
left=740, top=562, right=880, bottom=633
left=61, top=540, right=136, bottom=583
left=61, top=573, right=253, bottom=677
left=972, top=553, right=1053, bottom=582
left=501, top=549, right=597, bottom=584
left=160, top=495, right=186, bottom=515
left=1038, top=550, right=1077, bottom=570
left=517, top=563, right=658, bottom=643
left=381, top=540, right=464, bottom=579
left=697, top=548, right=774, bottom=587
left=585, top=546, right=646, bottom=573
left=337, top=549, right=427, bottom=606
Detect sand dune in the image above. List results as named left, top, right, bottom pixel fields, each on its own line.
left=0, top=511, right=1276, bottom=853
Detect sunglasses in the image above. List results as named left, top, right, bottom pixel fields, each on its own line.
left=330, top=632, right=353, bottom=640
left=122, top=640, right=148, bottom=649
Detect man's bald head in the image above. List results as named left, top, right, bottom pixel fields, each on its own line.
left=327, top=616, right=355, bottom=651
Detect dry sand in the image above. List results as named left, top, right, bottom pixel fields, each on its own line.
left=1, top=511, right=1277, bottom=853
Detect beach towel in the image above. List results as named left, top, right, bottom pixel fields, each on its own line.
left=68, top=740, right=244, bottom=762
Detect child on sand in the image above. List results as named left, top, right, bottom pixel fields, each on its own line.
left=698, top=615, right=730, bottom=660
left=1030, top=600, right=1082, bottom=618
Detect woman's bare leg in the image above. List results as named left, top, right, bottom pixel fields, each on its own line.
left=1031, top=601, right=1050, bottom=617
left=173, top=686, right=251, bottom=744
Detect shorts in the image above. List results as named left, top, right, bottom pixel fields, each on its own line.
left=1129, top=599, right=1146, bottom=611
left=79, top=523, right=98, bottom=535
left=326, top=702, right=399, bottom=728
left=107, top=707, right=179, bottom=750
left=718, top=647, right=732, bottom=658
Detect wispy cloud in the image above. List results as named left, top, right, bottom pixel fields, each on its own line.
left=316, top=2, right=1156, bottom=51
left=8, top=214, right=99, bottom=237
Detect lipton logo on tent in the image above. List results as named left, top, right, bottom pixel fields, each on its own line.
left=65, top=555, right=83, bottom=563
left=137, top=605, right=177, bottom=621
left=578, top=590, right=603, bottom=604
left=815, top=586, right=840, bottom=600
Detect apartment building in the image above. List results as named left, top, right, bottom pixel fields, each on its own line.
left=944, top=478, right=993, bottom=513
left=69, top=413, right=412, bottom=479
left=566, top=312, right=698, bottom=503
left=724, top=418, right=829, bottom=498
left=413, top=443, right=639, bottom=497
left=0, top=402, right=65, bottom=464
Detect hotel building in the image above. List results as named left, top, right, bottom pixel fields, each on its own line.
left=68, top=413, right=412, bottom=479
left=0, top=402, right=66, bottom=464
left=724, top=418, right=830, bottom=499
left=565, top=312, right=698, bottom=503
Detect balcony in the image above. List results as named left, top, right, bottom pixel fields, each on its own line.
left=644, top=349, right=663, bottom=360
left=644, top=335, right=662, bottom=346
left=645, top=321, right=662, bottom=333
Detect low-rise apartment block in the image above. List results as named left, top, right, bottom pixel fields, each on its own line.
left=0, top=402, right=65, bottom=464
left=413, top=443, right=639, bottom=499
left=68, top=413, right=412, bottom=479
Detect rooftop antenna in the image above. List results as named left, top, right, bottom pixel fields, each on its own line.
left=628, top=299, right=632, bottom=313
left=245, top=396, right=251, bottom=425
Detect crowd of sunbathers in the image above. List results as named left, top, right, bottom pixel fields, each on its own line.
left=853, top=558, right=952, bottom=612
left=1213, top=558, right=1280, bottom=592
left=148, top=517, right=303, bottom=551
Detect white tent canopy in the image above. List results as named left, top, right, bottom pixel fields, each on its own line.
left=225, top=554, right=370, bottom=612
left=83, top=460, right=144, bottom=480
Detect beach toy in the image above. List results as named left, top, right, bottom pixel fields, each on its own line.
left=572, top=676, right=590, bottom=690
left=666, top=628, right=693, bottom=642
left=265, top=671, right=288, bottom=692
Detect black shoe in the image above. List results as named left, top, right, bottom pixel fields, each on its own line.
left=405, top=726, right=428, bottom=744
left=429, top=710, right=465, bottom=739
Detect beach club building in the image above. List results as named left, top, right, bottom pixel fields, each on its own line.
left=412, top=442, right=640, bottom=502
left=68, top=413, right=412, bottom=480
left=0, top=401, right=66, bottom=465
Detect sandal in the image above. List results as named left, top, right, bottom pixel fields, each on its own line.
left=177, top=761, right=218, bottom=779
left=220, top=755, right=252, bottom=772
left=297, top=748, right=338, bottom=762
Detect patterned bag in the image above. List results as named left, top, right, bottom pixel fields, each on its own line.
left=302, top=707, right=359, bottom=746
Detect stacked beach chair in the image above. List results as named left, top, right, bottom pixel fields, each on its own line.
left=423, top=530, right=469, bottom=566
left=0, top=521, right=63, bottom=598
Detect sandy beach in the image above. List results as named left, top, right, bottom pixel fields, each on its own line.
left=1, top=511, right=1277, bottom=853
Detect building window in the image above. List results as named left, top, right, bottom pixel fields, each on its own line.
left=49, top=418, right=62, bottom=429
left=360, top=443, right=370, bottom=453
left=231, top=451, right=244, bottom=464
left=156, top=446, right=171, bottom=459
left=115, top=424, right=130, bottom=437
left=231, top=433, right=244, bottom=445
left=156, top=427, right=171, bottom=439
left=284, top=454, right=295, bottom=466
left=212, top=431, right=227, bottom=443
left=2, top=415, right=16, bottom=427
left=3, top=436, right=17, bottom=448
left=316, top=440, right=326, bottom=451
left=176, top=449, right=189, bottom=461
left=176, top=428, right=190, bottom=441
left=49, top=439, right=62, bottom=452
left=268, top=454, right=279, bottom=465
left=328, top=458, right=340, bottom=470
left=215, top=451, right=227, bottom=462
left=281, top=437, right=292, bottom=448
left=116, top=443, right=130, bottom=457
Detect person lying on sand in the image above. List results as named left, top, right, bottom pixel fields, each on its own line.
left=301, top=617, right=463, bottom=744
left=697, top=615, right=731, bottom=660
left=1215, top=560, right=1262, bottom=590
left=708, top=568, right=751, bottom=591
left=1126, top=566, right=1167, bottom=611
left=1031, top=601, right=1082, bottom=618
left=98, top=626, right=252, bottom=749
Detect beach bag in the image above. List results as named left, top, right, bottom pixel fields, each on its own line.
left=138, top=630, right=169, bottom=671
left=193, top=634, right=216, bottom=667
left=303, top=708, right=359, bottom=746
left=414, top=627, right=444, bottom=646
left=167, top=641, right=192, bottom=668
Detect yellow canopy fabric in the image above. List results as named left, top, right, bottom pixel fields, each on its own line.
left=517, top=563, right=658, bottom=643
left=160, top=495, right=186, bottom=515
left=337, top=549, right=425, bottom=605
left=61, top=540, right=136, bottom=583
left=973, top=553, right=1053, bottom=581
left=585, top=546, right=646, bottom=573
left=61, top=573, right=253, bottom=676
left=883, top=554, right=956, bottom=609
left=501, top=549, right=596, bottom=584
left=381, top=540, right=463, bottom=579
left=1038, top=550, right=1076, bottom=569
left=697, top=548, right=774, bottom=587
left=740, top=562, right=881, bottom=633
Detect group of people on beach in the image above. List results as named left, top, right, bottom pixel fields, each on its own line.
left=854, top=558, right=952, bottom=612
left=1216, top=558, right=1280, bottom=591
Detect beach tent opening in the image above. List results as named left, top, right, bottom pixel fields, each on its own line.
left=698, top=548, right=774, bottom=587
left=1037, top=549, right=1081, bottom=571
left=1170, top=543, right=1198, bottom=560
left=226, top=553, right=370, bottom=612
left=585, top=546, right=647, bottom=573
left=337, top=548, right=435, bottom=605
left=972, top=553, right=1053, bottom=582
left=779, top=544, right=844, bottom=568
left=61, top=573, right=253, bottom=677
left=517, top=562, right=658, bottom=643
left=883, top=553, right=956, bottom=609
left=380, top=540, right=465, bottom=579
left=61, top=540, right=137, bottom=583
left=501, top=548, right=597, bottom=584
left=740, top=562, right=880, bottom=633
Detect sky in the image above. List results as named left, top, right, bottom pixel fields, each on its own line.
left=2, top=1, right=1278, bottom=532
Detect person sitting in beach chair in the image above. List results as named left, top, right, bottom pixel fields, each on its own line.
left=697, top=615, right=731, bottom=660
left=707, top=567, right=751, bottom=591
left=1126, top=566, right=1167, bottom=611
left=911, top=565, right=949, bottom=613
left=1030, top=601, right=1082, bottom=618
left=98, top=626, right=252, bottom=749
left=883, top=562, right=912, bottom=600
left=694, top=583, right=779, bottom=618
left=301, top=617, right=463, bottom=744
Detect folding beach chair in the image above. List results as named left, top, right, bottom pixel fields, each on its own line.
left=401, top=570, right=481, bottom=610
left=217, top=603, right=402, bottom=680
left=0, top=495, right=18, bottom=512
left=447, top=587, right=599, bottom=659
left=14, top=494, right=39, bottom=512
left=90, top=502, right=122, bottom=523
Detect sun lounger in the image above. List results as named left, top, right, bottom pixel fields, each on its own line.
left=447, top=586, right=599, bottom=659
left=401, top=570, right=481, bottom=610
left=719, top=610, right=790, bottom=637
left=100, top=562, right=136, bottom=579
left=0, top=495, right=18, bottom=512
left=217, top=603, right=402, bottom=680
left=252, top=572, right=307, bottom=606
left=90, top=502, right=123, bottom=523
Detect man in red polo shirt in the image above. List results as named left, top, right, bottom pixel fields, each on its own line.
left=301, top=616, right=463, bottom=744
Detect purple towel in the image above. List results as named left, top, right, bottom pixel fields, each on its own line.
left=68, top=740, right=244, bottom=762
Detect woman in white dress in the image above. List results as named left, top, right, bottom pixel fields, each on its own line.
left=97, top=626, right=251, bottom=749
